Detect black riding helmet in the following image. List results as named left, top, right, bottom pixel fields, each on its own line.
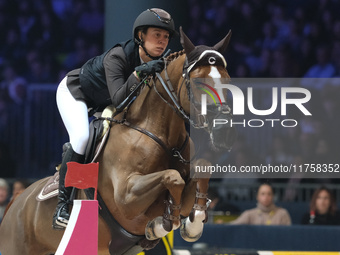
left=133, top=8, right=177, bottom=59
left=133, top=8, right=177, bottom=39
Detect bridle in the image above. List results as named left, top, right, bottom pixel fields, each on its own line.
left=154, top=49, right=229, bottom=129
left=154, top=70, right=201, bottom=128
left=103, top=50, right=230, bottom=164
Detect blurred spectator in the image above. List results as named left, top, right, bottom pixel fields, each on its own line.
left=256, top=22, right=280, bottom=51
left=62, top=36, right=90, bottom=70
left=24, top=49, right=58, bottom=83
left=11, top=179, right=30, bottom=200
left=188, top=0, right=340, bottom=82
left=0, top=0, right=104, bottom=84
left=0, top=0, right=105, bottom=180
left=230, top=183, right=291, bottom=225
left=16, top=0, right=37, bottom=48
left=0, top=178, right=9, bottom=223
left=1, top=27, right=26, bottom=68
left=301, top=186, right=340, bottom=225
left=32, top=9, right=64, bottom=52
left=303, top=45, right=336, bottom=88
left=61, top=0, right=87, bottom=50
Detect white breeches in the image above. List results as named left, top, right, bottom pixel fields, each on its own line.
left=56, top=76, right=89, bottom=155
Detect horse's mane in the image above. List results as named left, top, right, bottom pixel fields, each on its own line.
left=165, top=49, right=185, bottom=63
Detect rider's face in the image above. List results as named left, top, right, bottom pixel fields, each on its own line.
left=141, top=27, right=169, bottom=58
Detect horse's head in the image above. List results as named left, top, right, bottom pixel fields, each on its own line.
left=179, top=27, right=237, bottom=151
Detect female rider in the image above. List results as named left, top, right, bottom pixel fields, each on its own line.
left=53, top=8, right=177, bottom=229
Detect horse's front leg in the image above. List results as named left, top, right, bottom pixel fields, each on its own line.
left=180, top=159, right=212, bottom=242
left=118, top=169, right=185, bottom=240
left=144, top=169, right=185, bottom=240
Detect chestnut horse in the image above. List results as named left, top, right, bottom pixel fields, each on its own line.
left=0, top=28, right=235, bottom=255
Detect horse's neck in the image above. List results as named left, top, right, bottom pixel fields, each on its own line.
left=127, top=55, right=186, bottom=138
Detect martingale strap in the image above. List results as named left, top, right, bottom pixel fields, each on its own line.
left=123, top=120, right=190, bottom=163
left=123, top=120, right=173, bottom=157
left=102, top=116, right=191, bottom=164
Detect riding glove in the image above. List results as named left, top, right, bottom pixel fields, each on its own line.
left=135, top=59, right=165, bottom=78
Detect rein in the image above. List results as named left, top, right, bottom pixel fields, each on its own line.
left=154, top=72, right=194, bottom=126
left=101, top=115, right=191, bottom=164
left=154, top=62, right=207, bottom=129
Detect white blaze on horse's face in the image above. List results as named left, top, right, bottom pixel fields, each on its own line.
left=208, top=66, right=226, bottom=103
left=208, top=66, right=221, bottom=79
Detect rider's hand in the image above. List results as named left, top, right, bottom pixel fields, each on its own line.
left=135, top=59, right=165, bottom=78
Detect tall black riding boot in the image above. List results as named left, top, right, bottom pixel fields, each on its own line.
left=52, top=143, right=85, bottom=229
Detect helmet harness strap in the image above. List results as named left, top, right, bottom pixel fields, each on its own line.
left=135, top=34, right=164, bottom=60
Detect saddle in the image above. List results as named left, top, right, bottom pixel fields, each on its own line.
left=36, top=106, right=115, bottom=202
left=36, top=172, right=59, bottom=202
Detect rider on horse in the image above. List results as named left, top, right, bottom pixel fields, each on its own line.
left=54, top=8, right=177, bottom=229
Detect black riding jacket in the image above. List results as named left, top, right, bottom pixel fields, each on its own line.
left=66, top=39, right=141, bottom=111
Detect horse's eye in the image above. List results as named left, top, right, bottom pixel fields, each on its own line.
left=208, top=57, right=216, bottom=65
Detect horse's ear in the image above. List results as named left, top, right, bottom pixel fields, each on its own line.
left=213, top=30, right=232, bottom=53
left=180, top=26, right=195, bottom=55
